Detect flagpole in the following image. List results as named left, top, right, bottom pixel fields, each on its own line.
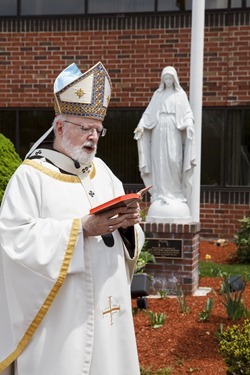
left=189, top=0, right=205, bottom=222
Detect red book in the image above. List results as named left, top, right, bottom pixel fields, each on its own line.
left=89, top=186, right=152, bottom=215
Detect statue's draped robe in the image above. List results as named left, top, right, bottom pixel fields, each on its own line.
left=0, top=151, right=144, bottom=375
left=137, top=68, right=196, bottom=205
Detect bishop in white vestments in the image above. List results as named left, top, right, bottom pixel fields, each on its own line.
left=0, top=62, right=145, bottom=375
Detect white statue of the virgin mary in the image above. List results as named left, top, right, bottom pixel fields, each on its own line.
left=134, top=66, right=196, bottom=223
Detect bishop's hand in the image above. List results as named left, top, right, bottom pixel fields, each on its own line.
left=82, top=202, right=141, bottom=237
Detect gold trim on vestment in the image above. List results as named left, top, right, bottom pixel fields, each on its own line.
left=0, top=219, right=81, bottom=371
left=22, top=159, right=96, bottom=180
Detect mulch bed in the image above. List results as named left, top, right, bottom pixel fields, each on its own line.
left=133, top=241, right=250, bottom=374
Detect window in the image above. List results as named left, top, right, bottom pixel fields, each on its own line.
left=0, top=108, right=249, bottom=186
left=158, top=0, right=192, bottom=11
left=205, top=0, right=228, bottom=9
left=0, top=111, right=17, bottom=145
left=225, top=110, right=250, bottom=186
left=99, top=109, right=143, bottom=183
left=230, top=0, right=243, bottom=8
left=1, top=0, right=249, bottom=17
left=201, top=108, right=250, bottom=187
left=21, top=0, right=85, bottom=16
left=0, top=110, right=54, bottom=159
left=88, top=0, right=154, bottom=14
left=201, top=110, right=224, bottom=186
left=0, top=0, right=16, bottom=15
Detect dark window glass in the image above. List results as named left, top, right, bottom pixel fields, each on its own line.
left=247, top=0, right=250, bottom=6
left=0, top=0, right=16, bottom=15
left=19, top=110, right=54, bottom=158
left=0, top=111, right=17, bottom=148
left=89, top=0, right=154, bottom=14
left=225, top=110, right=250, bottom=186
left=205, top=0, right=228, bottom=9
left=98, top=109, right=144, bottom=183
left=201, top=110, right=224, bottom=186
left=21, top=0, right=85, bottom=15
left=158, top=0, right=192, bottom=11
left=230, top=0, right=242, bottom=7
left=1, top=108, right=249, bottom=186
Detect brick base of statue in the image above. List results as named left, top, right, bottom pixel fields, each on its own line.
left=139, top=221, right=200, bottom=296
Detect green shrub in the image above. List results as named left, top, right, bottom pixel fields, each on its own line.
left=235, top=217, right=250, bottom=263
left=217, top=273, right=250, bottom=321
left=0, top=134, right=22, bottom=203
left=219, top=319, right=250, bottom=375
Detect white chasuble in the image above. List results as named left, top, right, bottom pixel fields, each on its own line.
left=0, top=153, right=144, bottom=375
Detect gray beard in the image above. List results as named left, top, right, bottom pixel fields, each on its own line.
left=61, top=133, right=96, bottom=165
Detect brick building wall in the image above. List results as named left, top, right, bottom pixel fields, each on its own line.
left=0, top=11, right=249, bottom=240
left=0, top=12, right=250, bottom=108
left=200, top=190, right=250, bottom=240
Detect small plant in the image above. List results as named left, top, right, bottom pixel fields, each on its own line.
left=198, top=297, right=214, bottom=322
left=176, top=285, right=190, bottom=314
left=235, top=216, right=250, bottom=263
left=219, top=319, right=250, bottom=375
left=135, top=242, right=156, bottom=274
left=158, top=290, right=168, bottom=299
left=215, top=323, right=224, bottom=340
left=216, top=273, right=250, bottom=320
left=140, top=366, right=173, bottom=375
left=148, top=310, right=166, bottom=329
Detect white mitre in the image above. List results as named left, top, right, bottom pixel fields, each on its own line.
left=54, top=62, right=111, bottom=121
left=26, top=62, right=112, bottom=158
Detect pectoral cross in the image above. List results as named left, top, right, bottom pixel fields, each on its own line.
left=102, top=296, right=120, bottom=326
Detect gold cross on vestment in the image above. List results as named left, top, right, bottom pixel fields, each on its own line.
left=102, top=296, right=120, bottom=326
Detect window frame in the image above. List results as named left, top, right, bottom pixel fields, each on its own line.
left=0, top=0, right=249, bottom=17
left=0, top=107, right=249, bottom=188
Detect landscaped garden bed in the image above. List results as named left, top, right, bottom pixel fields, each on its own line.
left=133, top=241, right=250, bottom=374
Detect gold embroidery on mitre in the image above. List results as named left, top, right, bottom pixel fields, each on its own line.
left=75, top=88, right=85, bottom=98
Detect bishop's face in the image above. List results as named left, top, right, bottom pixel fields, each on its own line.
left=59, top=116, right=104, bottom=165
left=163, top=73, right=175, bottom=89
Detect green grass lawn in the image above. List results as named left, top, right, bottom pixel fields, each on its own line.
left=199, top=261, right=250, bottom=278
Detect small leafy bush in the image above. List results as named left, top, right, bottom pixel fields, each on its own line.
left=198, top=297, right=214, bottom=322
left=148, top=311, right=166, bottom=329
left=158, top=290, right=168, bottom=299
left=234, top=216, right=250, bottom=263
left=219, top=319, right=250, bottom=375
left=135, top=241, right=156, bottom=273
left=0, top=134, right=22, bottom=203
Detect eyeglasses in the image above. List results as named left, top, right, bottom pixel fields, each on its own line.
left=63, top=120, right=107, bottom=137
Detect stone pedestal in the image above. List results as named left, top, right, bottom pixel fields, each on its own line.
left=146, top=199, right=192, bottom=224
left=140, top=221, right=200, bottom=295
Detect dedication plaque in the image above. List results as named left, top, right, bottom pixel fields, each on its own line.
left=148, top=238, right=183, bottom=259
